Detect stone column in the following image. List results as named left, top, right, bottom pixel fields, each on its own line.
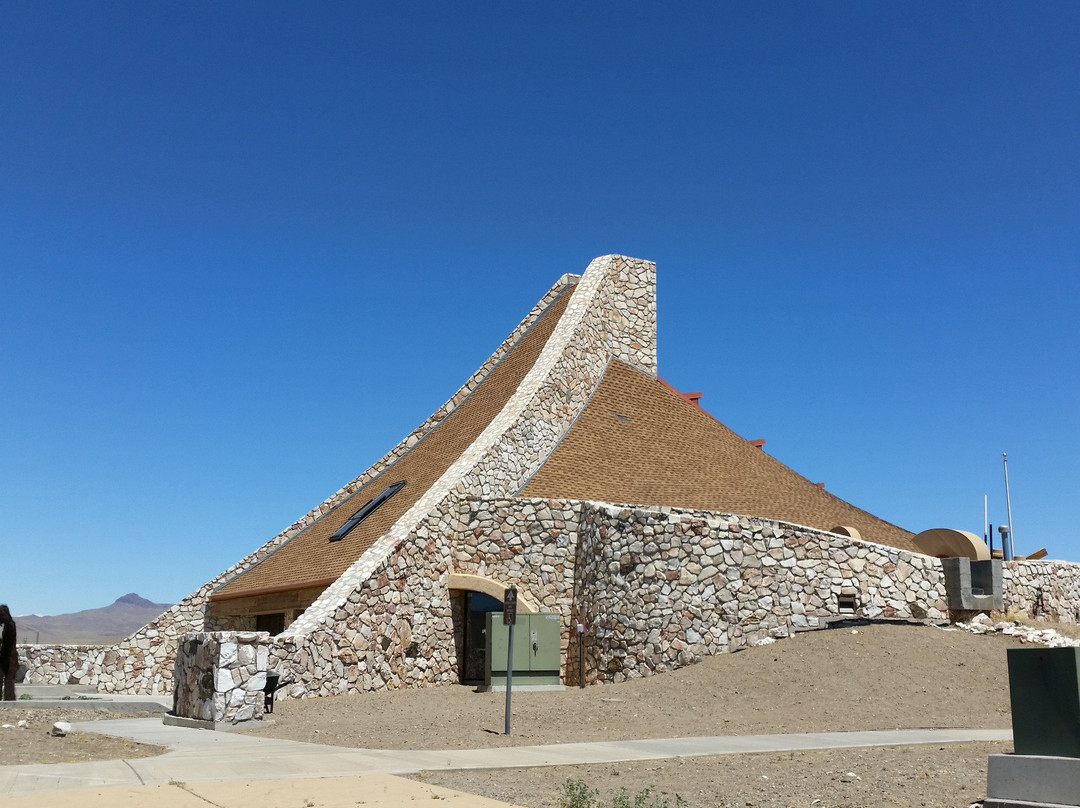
left=171, top=631, right=269, bottom=727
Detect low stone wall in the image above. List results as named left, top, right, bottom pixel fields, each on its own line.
left=17, top=557, right=288, bottom=693
left=18, top=625, right=173, bottom=693
left=1004, top=559, right=1080, bottom=623
left=574, top=501, right=950, bottom=683
left=173, top=631, right=269, bottom=724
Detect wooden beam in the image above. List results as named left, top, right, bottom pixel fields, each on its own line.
left=208, top=585, right=327, bottom=617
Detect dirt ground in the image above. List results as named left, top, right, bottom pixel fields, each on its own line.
left=416, top=741, right=1011, bottom=808
left=0, top=708, right=164, bottom=765
left=253, top=622, right=1025, bottom=807
left=2, top=621, right=1049, bottom=806
left=256, top=623, right=1019, bottom=750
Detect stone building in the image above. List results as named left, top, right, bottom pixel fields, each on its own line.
left=21, top=255, right=1080, bottom=700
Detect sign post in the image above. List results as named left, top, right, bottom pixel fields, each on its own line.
left=577, top=620, right=586, bottom=688
left=503, top=585, right=517, bottom=735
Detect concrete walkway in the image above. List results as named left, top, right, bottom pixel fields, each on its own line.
left=0, top=716, right=1011, bottom=806
left=8, top=684, right=171, bottom=714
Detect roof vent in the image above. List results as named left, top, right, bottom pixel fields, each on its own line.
left=678, top=391, right=703, bottom=408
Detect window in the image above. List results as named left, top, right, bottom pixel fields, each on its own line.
left=328, top=480, right=406, bottom=542
left=256, top=612, right=285, bottom=635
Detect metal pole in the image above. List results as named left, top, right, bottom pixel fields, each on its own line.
left=1003, top=452, right=1015, bottom=560
left=504, top=623, right=513, bottom=735
left=983, top=494, right=988, bottom=549
left=577, top=622, right=585, bottom=689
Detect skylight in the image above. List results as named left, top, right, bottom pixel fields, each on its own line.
left=328, top=481, right=406, bottom=542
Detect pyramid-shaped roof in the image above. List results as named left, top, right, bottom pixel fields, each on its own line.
left=211, top=255, right=911, bottom=613
left=521, top=358, right=915, bottom=551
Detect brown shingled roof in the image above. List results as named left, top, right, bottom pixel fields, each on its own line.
left=212, top=284, right=576, bottom=601
left=520, top=359, right=916, bottom=552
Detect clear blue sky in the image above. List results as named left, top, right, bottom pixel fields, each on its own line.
left=3, top=3, right=1077, bottom=616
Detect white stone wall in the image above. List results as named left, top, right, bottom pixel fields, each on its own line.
left=1004, top=559, right=1080, bottom=623
left=173, top=631, right=269, bottom=724
left=574, top=502, right=950, bottom=682
left=268, top=528, right=459, bottom=697
left=19, top=548, right=297, bottom=693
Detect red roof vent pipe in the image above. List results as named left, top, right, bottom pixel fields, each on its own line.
left=678, top=391, right=703, bottom=408
left=749, top=439, right=766, bottom=450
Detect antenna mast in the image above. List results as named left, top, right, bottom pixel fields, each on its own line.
left=1002, top=452, right=1015, bottom=560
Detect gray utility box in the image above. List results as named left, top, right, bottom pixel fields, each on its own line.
left=941, top=557, right=1003, bottom=612
left=1007, top=647, right=1080, bottom=758
left=485, top=612, right=562, bottom=688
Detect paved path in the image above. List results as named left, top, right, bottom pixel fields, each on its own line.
left=0, top=716, right=1011, bottom=803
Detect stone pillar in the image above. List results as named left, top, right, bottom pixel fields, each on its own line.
left=171, top=631, right=269, bottom=727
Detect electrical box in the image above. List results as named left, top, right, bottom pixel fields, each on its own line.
left=485, top=612, right=562, bottom=687
left=1007, top=647, right=1080, bottom=758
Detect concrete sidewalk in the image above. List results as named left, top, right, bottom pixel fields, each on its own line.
left=2, top=775, right=523, bottom=808
left=0, top=716, right=1011, bottom=805
left=7, top=684, right=171, bottom=713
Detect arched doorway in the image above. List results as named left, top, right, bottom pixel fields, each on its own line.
left=447, top=573, right=538, bottom=685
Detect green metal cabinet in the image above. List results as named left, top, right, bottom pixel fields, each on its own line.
left=1007, top=647, right=1080, bottom=758
left=485, top=612, right=562, bottom=687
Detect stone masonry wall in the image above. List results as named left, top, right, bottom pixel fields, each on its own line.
left=441, top=497, right=581, bottom=672
left=20, top=546, right=302, bottom=693
left=1004, top=559, right=1080, bottom=623
left=574, top=501, right=950, bottom=683
left=173, top=631, right=269, bottom=724
left=240, top=482, right=1080, bottom=697
left=268, top=524, right=459, bottom=697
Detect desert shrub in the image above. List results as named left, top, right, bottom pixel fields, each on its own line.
left=559, top=778, right=601, bottom=808
left=560, top=779, right=685, bottom=808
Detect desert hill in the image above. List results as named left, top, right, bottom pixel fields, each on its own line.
left=15, top=593, right=172, bottom=645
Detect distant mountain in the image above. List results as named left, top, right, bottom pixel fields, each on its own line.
left=15, top=593, right=173, bottom=646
